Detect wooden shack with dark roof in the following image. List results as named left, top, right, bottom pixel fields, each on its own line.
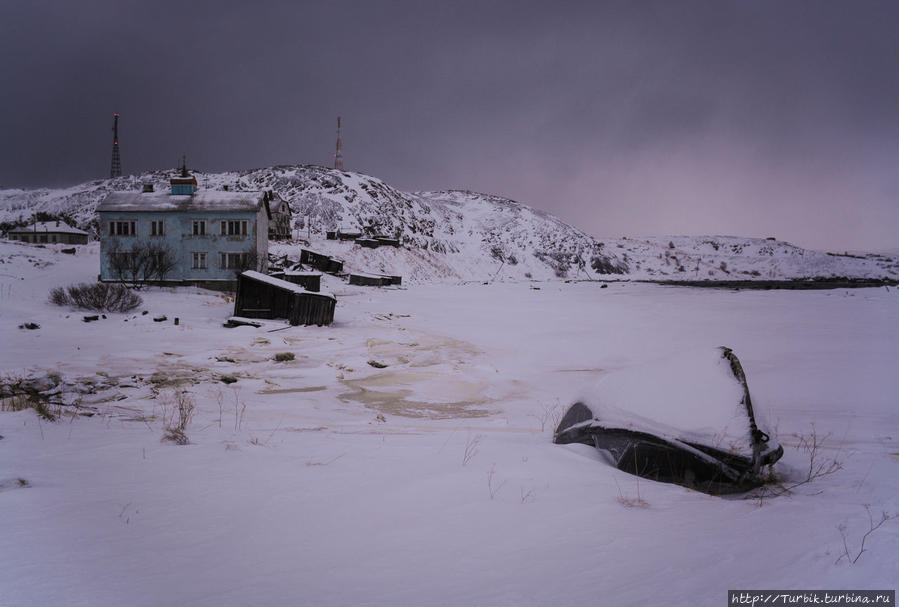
left=268, top=269, right=322, bottom=292
left=348, top=272, right=402, bottom=287
left=299, top=249, right=344, bottom=274
left=234, top=271, right=335, bottom=326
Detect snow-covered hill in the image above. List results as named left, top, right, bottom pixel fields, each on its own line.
left=2, top=165, right=896, bottom=283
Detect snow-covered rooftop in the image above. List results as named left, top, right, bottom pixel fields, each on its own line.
left=8, top=221, right=88, bottom=235
left=283, top=270, right=321, bottom=277
left=97, top=191, right=266, bottom=213
left=242, top=270, right=335, bottom=300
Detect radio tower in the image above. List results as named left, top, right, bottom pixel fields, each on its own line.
left=110, top=113, right=122, bottom=178
left=334, top=116, right=344, bottom=171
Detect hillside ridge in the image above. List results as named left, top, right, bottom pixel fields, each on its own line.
left=1, top=165, right=896, bottom=283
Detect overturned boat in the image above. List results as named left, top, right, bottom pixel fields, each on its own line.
left=554, top=347, right=783, bottom=495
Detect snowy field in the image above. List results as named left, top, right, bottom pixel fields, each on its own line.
left=1, top=241, right=897, bottom=606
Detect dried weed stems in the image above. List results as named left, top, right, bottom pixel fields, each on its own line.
left=161, top=390, right=196, bottom=445
left=835, top=505, right=897, bottom=565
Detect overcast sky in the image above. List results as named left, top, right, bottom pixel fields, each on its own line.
left=1, top=1, right=896, bottom=251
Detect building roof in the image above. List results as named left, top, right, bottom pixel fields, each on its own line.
left=284, top=270, right=322, bottom=277
left=268, top=195, right=290, bottom=214
left=98, top=190, right=268, bottom=213
left=9, top=221, right=88, bottom=235
left=242, top=271, right=335, bottom=299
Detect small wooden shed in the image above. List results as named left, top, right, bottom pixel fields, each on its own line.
left=234, top=271, right=335, bottom=326
left=348, top=272, right=402, bottom=287
left=300, top=249, right=344, bottom=274
left=336, top=226, right=362, bottom=240
left=276, top=270, right=322, bottom=292
left=349, top=273, right=389, bottom=287
left=355, top=238, right=381, bottom=249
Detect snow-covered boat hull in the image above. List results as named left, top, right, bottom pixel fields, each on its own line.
left=554, top=348, right=784, bottom=495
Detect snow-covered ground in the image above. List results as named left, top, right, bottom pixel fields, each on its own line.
left=1, top=240, right=897, bottom=606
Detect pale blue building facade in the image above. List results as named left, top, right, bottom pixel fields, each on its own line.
left=97, top=174, right=275, bottom=287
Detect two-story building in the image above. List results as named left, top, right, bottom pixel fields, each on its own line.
left=267, top=193, right=292, bottom=240
left=97, top=168, right=272, bottom=288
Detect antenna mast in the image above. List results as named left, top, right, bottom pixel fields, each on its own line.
left=334, top=116, right=344, bottom=171
left=110, top=113, right=122, bottom=178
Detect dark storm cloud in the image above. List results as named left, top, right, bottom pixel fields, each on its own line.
left=1, top=0, right=896, bottom=250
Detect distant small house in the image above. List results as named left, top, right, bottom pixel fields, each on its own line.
left=7, top=221, right=89, bottom=245
left=97, top=165, right=270, bottom=288
left=266, top=192, right=291, bottom=241
left=234, top=271, right=335, bottom=326
left=354, top=236, right=401, bottom=249
left=336, top=224, right=362, bottom=241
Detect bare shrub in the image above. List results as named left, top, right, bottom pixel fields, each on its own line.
left=487, top=464, right=506, bottom=500
left=106, top=239, right=178, bottom=289
left=748, top=425, right=843, bottom=503
left=1, top=393, right=57, bottom=421
left=836, top=505, right=897, bottom=565
left=232, top=388, right=247, bottom=432
left=213, top=389, right=224, bottom=429
left=161, top=390, right=195, bottom=445
left=145, top=241, right=178, bottom=283
left=520, top=487, right=536, bottom=504
left=49, top=283, right=142, bottom=313
left=462, top=434, right=484, bottom=466
left=249, top=418, right=284, bottom=447
left=530, top=401, right=562, bottom=432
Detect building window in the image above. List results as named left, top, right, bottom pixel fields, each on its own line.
left=192, top=220, right=206, bottom=236
left=220, top=252, right=250, bottom=270
left=192, top=252, right=207, bottom=269
left=150, top=220, right=164, bottom=237
left=221, top=220, right=248, bottom=236
left=109, top=221, right=136, bottom=236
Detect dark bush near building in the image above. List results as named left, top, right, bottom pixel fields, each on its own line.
left=49, top=283, right=142, bottom=313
